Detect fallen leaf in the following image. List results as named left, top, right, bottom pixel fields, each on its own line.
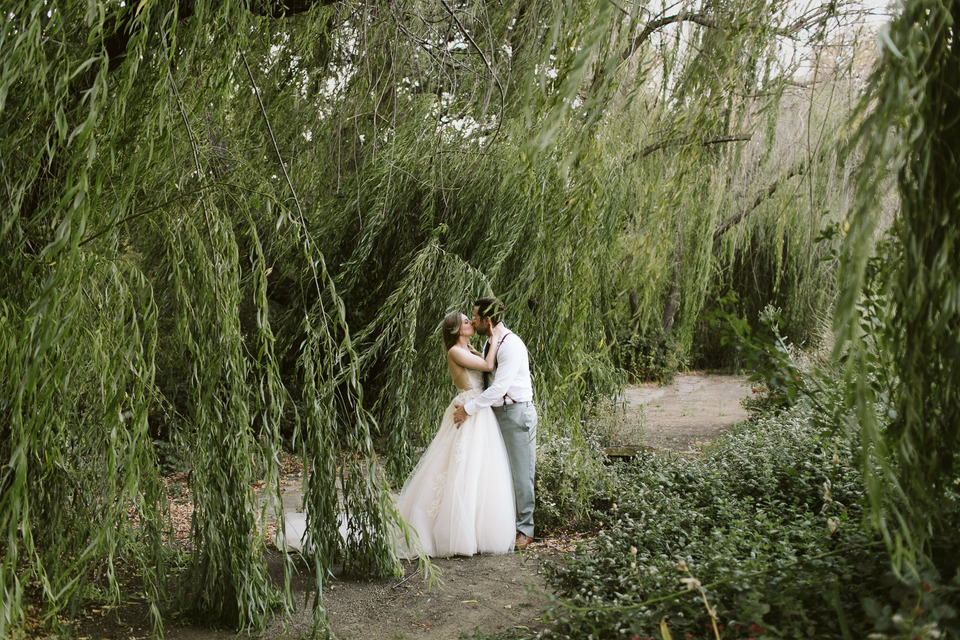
left=660, top=617, right=673, bottom=640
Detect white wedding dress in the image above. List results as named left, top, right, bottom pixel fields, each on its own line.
left=394, top=368, right=516, bottom=557
left=278, top=369, right=516, bottom=558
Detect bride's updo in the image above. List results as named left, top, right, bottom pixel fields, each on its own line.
left=441, top=311, right=462, bottom=350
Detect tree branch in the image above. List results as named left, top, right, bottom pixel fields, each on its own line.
left=620, top=2, right=842, bottom=61
left=634, top=133, right=752, bottom=160
left=439, top=0, right=505, bottom=140
left=77, top=183, right=281, bottom=247
left=712, top=158, right=808, bottom=241
left=103, top=0, right=337, bottom=72
left=621, top=11, right=723, bottom=61
left=240, top=48, right=326, bottom=303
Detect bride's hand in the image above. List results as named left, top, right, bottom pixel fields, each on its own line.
left=491, top=323, right=505, bottom=341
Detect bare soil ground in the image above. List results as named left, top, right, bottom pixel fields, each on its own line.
left=622, top=372, right=752, bottom=451
left=76, top=547, right=565, bottom=640
left=72, top=373, right=749, bottom=640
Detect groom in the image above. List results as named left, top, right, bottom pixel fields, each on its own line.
left=453, top=297, right=537, bottom=550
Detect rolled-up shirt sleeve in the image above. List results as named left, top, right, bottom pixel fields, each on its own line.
left=464, top=335, right=522, bottom=415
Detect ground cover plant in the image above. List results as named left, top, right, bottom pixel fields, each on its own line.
left=538, top=398, right=959, bottom=639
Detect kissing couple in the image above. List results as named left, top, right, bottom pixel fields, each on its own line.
left=279, top=297, right=537, bottom=558
left=395, top=296, right=538, bottom=557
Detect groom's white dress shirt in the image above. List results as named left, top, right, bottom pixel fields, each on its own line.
left=463, top=327, right=533, bottom=415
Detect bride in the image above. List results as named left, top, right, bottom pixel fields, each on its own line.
left=279, top=310, right=515, bottom=557
left=394, top=311, right=516, bottom=557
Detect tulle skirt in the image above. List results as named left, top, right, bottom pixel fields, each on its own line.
left=394, top=392, right=516, bottom=558
left=277, top=390, right=516, bottom=558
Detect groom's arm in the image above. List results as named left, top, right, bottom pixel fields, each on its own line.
left=463, top=337, right=521, bottom=415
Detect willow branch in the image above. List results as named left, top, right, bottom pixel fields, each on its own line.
left=168, top=66, right=224, bottom=302
left=80, top=189, right=200, bottom=248
left=621, top=11, right=722, bottom=60
left=168, top=69, right=215, bottom=231
left=439, top=0, right=505, bottom=140
left=78, top=183, right=280, bottom=247
left=621, top=2, right=843, bottom=61
left=712, top=135, right=838, bottom=240
left=239, top=49, right=323, bottom=303
left=712, top=157, right=808, bottom=241
left=634, top=133, right=752, bottom=160
left=103, top=1, right=336, bottom=73
left=605, top=0, right=630, bottom=18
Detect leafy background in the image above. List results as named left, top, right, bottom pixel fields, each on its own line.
left=2, top=0, right=958, bottom=637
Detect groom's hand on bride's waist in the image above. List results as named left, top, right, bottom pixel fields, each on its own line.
left=453, top=404, right=467, bottom=427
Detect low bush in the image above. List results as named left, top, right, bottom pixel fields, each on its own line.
left=614, top=328, right=683, bottom=384
left=539, top=402, right=960, bottom=639
left=536, top=429, right=610, bottom=533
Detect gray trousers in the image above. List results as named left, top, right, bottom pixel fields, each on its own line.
left=493, top=402, right=537, bottom=537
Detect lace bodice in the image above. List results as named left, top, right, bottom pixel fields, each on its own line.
left=464, top=368, right=484, bottom=391
left=452, top=369, right=486, bottom=405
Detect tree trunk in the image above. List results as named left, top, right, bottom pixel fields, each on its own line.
left=661, top=222, right=683, bottom=334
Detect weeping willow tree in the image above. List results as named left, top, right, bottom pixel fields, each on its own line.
left=0, top=1, right=400, bottom=635
left=1, top=0, right=875, bottom=636
left=836, top=0, right=960, bottom=568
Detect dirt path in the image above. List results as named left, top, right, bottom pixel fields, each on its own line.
left=76, top=374, right=750, bottom=640
left=623, top=372, right=751, bottom=451
left=313, top=374, right=751, bottom=639
left=317, top=550, right=556, bottom=640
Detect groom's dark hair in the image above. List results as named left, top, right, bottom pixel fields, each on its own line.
left=474, top=297, right=504, bottom=325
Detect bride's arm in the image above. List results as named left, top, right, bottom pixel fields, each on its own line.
left=448, top=332, right=502, bottom=372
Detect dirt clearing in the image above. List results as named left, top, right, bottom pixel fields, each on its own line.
left=73, top=373, right=750, bottom=640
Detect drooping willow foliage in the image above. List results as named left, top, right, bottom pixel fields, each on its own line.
left=1, top=1, right=396, bottom=634
left=1, top=0, right=874, bottom=635
left=589, top=2, right=875, bottom=375
left=836, top=0, right=960, bottom=566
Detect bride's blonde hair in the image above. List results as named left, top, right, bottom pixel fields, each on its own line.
left=441, top=311, right=463, bottom=350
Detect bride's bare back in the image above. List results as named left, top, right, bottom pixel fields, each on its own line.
left=448, top=349, right=483, bottom=390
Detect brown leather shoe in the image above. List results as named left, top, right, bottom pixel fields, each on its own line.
left=515, top=533, right=532, bottom=550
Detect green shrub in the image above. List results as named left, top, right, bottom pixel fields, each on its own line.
left=536, top=429, right=610, bottom=533
left=539, top=403, right=959, bottom=639
left=709, top=301, right=808, bottom=416
left=614, top=328, right=683, bottom=384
